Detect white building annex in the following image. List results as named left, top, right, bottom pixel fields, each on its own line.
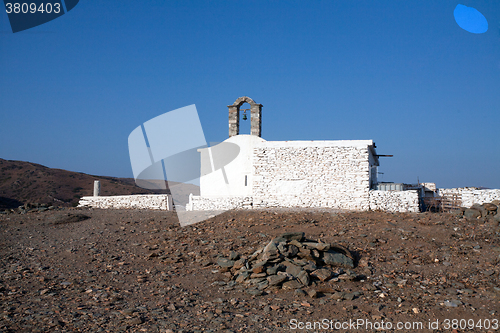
left=186, top=96, right=420, bottom=212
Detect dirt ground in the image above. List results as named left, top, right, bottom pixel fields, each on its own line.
left=1, top=207, right=499, bottom=332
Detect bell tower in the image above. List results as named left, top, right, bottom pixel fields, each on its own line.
left=228, top=96, right=262, bottom=137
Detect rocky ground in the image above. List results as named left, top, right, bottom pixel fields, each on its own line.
left=1, top=208, right=499, bottom=332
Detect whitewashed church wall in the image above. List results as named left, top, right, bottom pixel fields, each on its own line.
left=198, top=135, right=265, bottom=197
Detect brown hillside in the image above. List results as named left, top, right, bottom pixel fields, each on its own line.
left=0, top=158, right=173, bottom=209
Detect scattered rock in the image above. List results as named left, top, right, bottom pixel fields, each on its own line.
left=3, top=207, right=499, bottom=332
left=267, top=275, right=287, bottom=286
left=310, top=268, right=333, bottom=282
left=274, top=232, right=305, bottom=242
left=51, top=213, right=91, bottom=225
left=282, top=280, right=302, bottom=290
left=217, top=257, right=235, bottom=268
left=444, top=300, right=462, bottom=308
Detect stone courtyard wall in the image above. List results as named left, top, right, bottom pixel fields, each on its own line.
left=78, top=195, right=173, bottom=210
left=187, top=190, right=420, bottom=213
left=369, top=190, right=420, bottom=213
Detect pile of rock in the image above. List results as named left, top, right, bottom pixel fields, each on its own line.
left=1, top=203, right=56, bottom=214
left=462, top=200, right=500, bottom=222
left=216, top=232, right=362, bottom=296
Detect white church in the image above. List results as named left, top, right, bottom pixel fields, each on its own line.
left=186, top=96, right=419, bottom=212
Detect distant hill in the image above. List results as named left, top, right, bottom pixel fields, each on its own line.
left=0, top=158, right=198, bottom=209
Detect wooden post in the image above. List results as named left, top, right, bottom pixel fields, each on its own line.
left=93, top=180, right=101, bottom=197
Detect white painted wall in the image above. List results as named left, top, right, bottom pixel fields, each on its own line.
left=198, top=135, right=265, bottom=197
left=78, top=195, right=173, bottom=210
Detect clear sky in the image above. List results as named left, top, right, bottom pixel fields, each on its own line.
left=1, top=1, right=499, bottom=189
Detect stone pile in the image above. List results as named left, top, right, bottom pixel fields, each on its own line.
left=462, top=200, right=500, bottom=222
left=216, top=232, right=362, bottom=296
left=1, top=203, right=56, bottom=214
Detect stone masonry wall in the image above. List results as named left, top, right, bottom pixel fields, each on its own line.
left=186, top=196, right=253, bottom=211
left=187, top=191, right=420, bottom=213
left=78, top=195, right=173, bottom=210
left=369, top=190, right=420, bottom=213
left=437, top=187, right=478, bottom=199
left=437, top=188, right=500, bottom=208
left=252, top=145, right=371, bottom=210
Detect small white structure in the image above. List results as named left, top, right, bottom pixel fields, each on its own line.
left=93, top=180, right=101, bottom=197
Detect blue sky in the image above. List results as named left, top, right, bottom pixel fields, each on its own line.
left=1, top=0, right=499, bottom=188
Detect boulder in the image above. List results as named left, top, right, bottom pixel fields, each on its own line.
left=274, top=232, right=305, bottom=242
left=322, top=251, right=354, bottom=268
left=483, top=203, right=498, bottom=214
left=310, top=268, right=333, bottom=282
left=471, top=204, right=487, bottom=217
left=464, top=208, right=481, bottom=219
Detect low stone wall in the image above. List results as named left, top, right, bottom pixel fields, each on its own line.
left=437, top=188, right=500, bottom=208
left=187, top=190, right=420, bottom=213
left=186, top=195, right=252, bottom=211
left=369, top=190, right=420, bottom=213
left=461, top=190, right=500, bottom=208
left=437, top=187, right=478, bottom=199
left=78, top=195, right=173, bottom=210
